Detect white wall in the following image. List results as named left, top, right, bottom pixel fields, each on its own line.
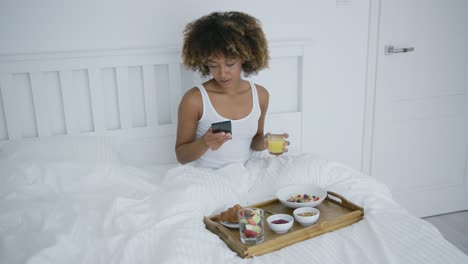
left=0, top=0, right=371, bottom=171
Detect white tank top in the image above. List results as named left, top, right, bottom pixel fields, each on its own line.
left=194, top=80, right=261, bottom=168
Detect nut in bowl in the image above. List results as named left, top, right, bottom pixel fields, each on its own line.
left=266, top=214, right=294, bottom=234
left=293, top=207, right=320, bottom=226
left=276, top=184, right=327, bottom=209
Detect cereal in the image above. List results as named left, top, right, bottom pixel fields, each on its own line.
left=298, top=211, right=317, bottom=217
left=287, top=194, right=320, bottom=203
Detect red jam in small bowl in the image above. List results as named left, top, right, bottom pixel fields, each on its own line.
left=271, top=219, right=289, bottom=224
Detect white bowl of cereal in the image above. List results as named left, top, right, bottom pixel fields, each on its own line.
left=276, top=184, right=327, bottom=209
left=293, top=207, right=320, bottom=226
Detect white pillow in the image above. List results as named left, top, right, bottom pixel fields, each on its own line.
left=0, top=135, right=120, bottom=162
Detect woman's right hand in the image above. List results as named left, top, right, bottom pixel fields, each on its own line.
left=203, top=128, right=232, bottom=150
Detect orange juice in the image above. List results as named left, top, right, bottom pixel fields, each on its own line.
left=268, top=135, right=285, bottom=155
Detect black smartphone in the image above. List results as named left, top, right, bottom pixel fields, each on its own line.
left=211, top=120, right=232, bottom=134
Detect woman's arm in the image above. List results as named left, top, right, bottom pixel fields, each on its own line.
left=175, top=88, right=207, bottom=164
left=175, top=88, right=231, bottom=164
left=251, top=85, right=269, bottom=151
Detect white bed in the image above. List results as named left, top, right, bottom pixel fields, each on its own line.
left=0, top=42, right=466, bottom=264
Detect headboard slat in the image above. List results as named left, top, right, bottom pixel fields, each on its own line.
left=30, top=72, right=52, bottom=137
left=299, top=45, right=315, bottom=153
left=59, top=70, right=80, bottom=135
left=0, top=74, right=22, bottom=140
left=142, top=64, right=159, bottom=127
left=88, top=67, right=106, bottom=133
left=115, top=66, right=132, bottom=129
left=168, top=63, right=182, bottom=124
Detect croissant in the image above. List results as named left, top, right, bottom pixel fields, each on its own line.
left=214, top=204, right=243, bottom=223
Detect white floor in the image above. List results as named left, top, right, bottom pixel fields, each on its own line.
left=423, top=210, right=468, bottom=255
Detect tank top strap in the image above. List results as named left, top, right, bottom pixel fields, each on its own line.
left=196, top=84, right=212, bottom=119
left=196, top=83, right=209, bottom=100
left=248, top=80, right=261, bottom=114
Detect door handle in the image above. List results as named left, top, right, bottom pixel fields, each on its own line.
left=384, top=45, right=415, bottom=55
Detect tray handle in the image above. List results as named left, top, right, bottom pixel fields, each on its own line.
left=214, top=222, right=232, bottom=241
left=327, top=191, right=363, bottom=211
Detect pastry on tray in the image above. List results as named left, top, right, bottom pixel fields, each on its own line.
left=214, top=204, right=243, bottom=223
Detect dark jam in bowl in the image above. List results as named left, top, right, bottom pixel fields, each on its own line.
left=271, top=219, right=289, bottom=224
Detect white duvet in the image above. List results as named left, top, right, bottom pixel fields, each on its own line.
left=1, top=154, right=466, bottom=264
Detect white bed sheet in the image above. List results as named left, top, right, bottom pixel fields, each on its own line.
left=1, top=153, right=466, bottom=264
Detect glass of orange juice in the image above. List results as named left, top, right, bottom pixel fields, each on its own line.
left=267, top=133, right=286, bottom=155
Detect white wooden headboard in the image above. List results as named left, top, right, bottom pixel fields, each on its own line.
left=0, top=41, right=314, bottom=165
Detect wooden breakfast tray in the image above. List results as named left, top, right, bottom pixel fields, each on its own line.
left=204, top=191, right=364, bottom=258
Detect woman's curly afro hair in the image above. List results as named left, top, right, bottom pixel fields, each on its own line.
left=182, top=11, right=269, bottom=77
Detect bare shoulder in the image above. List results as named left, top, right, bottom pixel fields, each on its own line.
left=253, top=83, right=269, bottom=101
left=252, top=83, right=269, bottom=112
left=180, top=87, right=202, bottom=107
left=178, top=87, right=202, bottom=117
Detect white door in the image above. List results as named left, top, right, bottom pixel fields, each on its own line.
left=371, top=0, right=468, bottom=217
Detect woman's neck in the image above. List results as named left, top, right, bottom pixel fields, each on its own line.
left=206, top=78, right=248, bottom=95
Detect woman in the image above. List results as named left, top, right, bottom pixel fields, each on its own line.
left=176, top=11, right=287, bottom=168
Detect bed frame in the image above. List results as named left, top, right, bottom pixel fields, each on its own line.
left=0, top=41, right=314, bottom=165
